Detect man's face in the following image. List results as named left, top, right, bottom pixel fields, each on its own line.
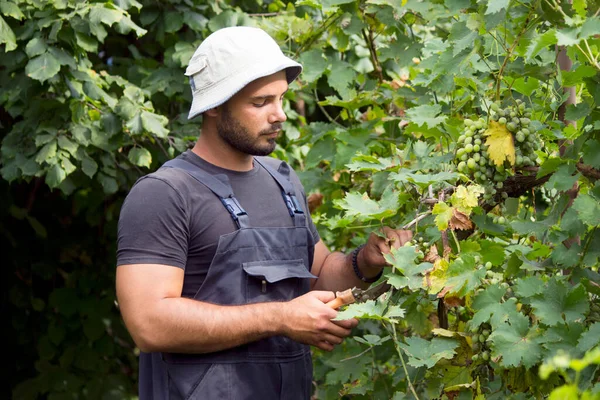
left=215, top=71, right=288, bottom=156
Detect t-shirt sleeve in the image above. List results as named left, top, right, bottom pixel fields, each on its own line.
left=117, top=175, right=189, bottom=269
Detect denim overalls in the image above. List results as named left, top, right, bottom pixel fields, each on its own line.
left=139, top=157, right=316, bottom=400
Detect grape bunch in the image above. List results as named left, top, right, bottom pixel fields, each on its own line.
left=470, top=324, right=492, bottom=364
left=455, top=100, right=543, bottom=202
left=404, top=235, right=429, bottom=262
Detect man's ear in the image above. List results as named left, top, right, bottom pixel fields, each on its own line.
left=204, top=107, right=219, bottom=118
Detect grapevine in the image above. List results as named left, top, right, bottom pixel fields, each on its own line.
left=454, top=99, right=544, bottom=203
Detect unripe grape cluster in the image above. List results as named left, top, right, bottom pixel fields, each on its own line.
left=404, top=235, right=429, bottom=262
left=455, top=100, right=543, bottom=202
left=470, top=323, right=492, bottom=364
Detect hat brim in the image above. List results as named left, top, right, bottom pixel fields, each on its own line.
left=187, top=57, right=302, bottom=120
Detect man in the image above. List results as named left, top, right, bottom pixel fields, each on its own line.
left=116, top=26, right=411, bottom=399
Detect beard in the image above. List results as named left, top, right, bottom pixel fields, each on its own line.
left=216, top=105, right=282, bottom=157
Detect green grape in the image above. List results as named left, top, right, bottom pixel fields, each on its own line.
left=496, top=181, right=503, bottom=189
left=465, top=143, right=474, bottom=153
left=474, top=171, right=482, bottom=179
left=485, top=261, right=492, bottom=269
left=465, top=136, right=473, bottom=145
left=497, top=216, right=506, bottom=224
left=479, top=334, right=486, bottom=343
left=473, top=144, right=481, bottom=152
left=498, top=117, right=507, bottom=125
left=473, top=153, right=481, bottom=162
left=457, top=161, right=467, bottom=172
left=520, top=118, right=530, bottom=125
left=464, top=118, right=474, bottom=126
left=481, top=351, right=490, bottom=361
left=491, top=103, right=500, bottom=112
left=482, top=329, right=490, bottom=337
left=506, top=122, right=517, bottom=132
left=522, top=128, right=530, bottom=136
left=457, top=148, right=465, bottom=157
left=479, top=158, right=487, bottom=167
left=474, top=138, right=482, bottom=145
left=467, top=158, right=477, bottom=169
left=516, top=131, right=525, bottom=142
left=472, top=354, right=480, bottom=362
left=460, top=154, right=468, bottom=161
left=458, top=135, right=466, bottom=143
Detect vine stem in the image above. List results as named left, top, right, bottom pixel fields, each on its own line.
left=312, top=87, right=343, bottom=127
left=362, top=28, right=384, bottom=83
left=495, top=10, right=535, bottom=100
left=390, top=323, right=420, bottom=400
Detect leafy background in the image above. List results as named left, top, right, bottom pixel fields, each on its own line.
left=1, top=0, right=599, bottom=399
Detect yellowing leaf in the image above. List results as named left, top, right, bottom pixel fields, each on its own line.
left=425, top=258, right=449, bottom=294
left=433, top=201, right=453, bottom=231
left=483, top=121, right=515, bottom=167
left=451, top=185, right=484, bottom=214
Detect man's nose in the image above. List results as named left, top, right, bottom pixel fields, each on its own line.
left=269, top=102, right=287, bottom=124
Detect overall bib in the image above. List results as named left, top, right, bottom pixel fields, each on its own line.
left=144, top=157, right=316, bottom=400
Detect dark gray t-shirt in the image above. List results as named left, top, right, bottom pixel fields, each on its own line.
left=117, top=150, right=320, bottom=298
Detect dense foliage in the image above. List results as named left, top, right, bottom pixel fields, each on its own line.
left=2, top=0, right=599, bottom=399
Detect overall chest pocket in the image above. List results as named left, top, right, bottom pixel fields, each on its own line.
left=242, top=259, right=316, bottom=303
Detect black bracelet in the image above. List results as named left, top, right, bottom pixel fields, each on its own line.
left=352, top=244, right=383, bottom=283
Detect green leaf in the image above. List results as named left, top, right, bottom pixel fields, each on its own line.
left=405, top=104, right=447, bottom=128
left=26, top=52, right=61, bottom=82
left=89, top=4, right=123, bottom=27
left=0, top=1, right=25, bottom=20
left=399, top=336, right=459, bottom=368
left=0, top=15, right=16, bottom=51
left=526, top=30, right=557, bottom=61
left=25, top=37, right=47, bottom=58
left=580, top=16, right=600, bottom=41
left=565, top=103, right=591, bottom=121
left=385, top=247, right=432, bottom=291
left=572, top=194, right=600, bottom=227
left=556, top=27, right=580, bottom=46
left=35, top=140, right=58, bottom=164
left=444, top=255, right=486, bottom=296
left=562, top=66, right=597, bottom=86
left=577, top=322, right=600, bottom=353
left=510, top=77, right=540, bottom=97
left=327, top=61, right=356, bottom=100
left=485, top=0, right=510, bottom=14
left=297, top=49, right=328, bottom=84
left=81, top=155, right=98, bottom=178
left=471, top=285, right=520, bottom=329
left=46, top=164, right=67, bottom=188
left=545, top=163, right=579, bottom=192
left=335, top=191, right=397, bottom=221
left=97, top=173, right=118, bottom=194
left=335, top=299, right=386, bottom=320
left=582, top=140, right=600, bottom=169
left=513, top=276, right=545, bottom=298
left=128, top=147, right=152, bottom=168
left=489, top=313, right=543, bottom=368
left=448, top=21, right=478, bottom=56
left=530, top=280, right=589, bottom=326
left=57, top=136, right=78, bottom=156
left=141, top=111, right=169, bottom=138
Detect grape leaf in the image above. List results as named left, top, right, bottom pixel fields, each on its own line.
left=335, top=191, right=397, bottom=221
left=541, top=323, right=585, bottom=355
left=485, top=0, right=510, bottom=14
left=513, top=276, right=545, bottom=298
left=405, top=104, right=447, bottom=128
left=451, top=184, right=484, bottom=215
left=470, top=285, right=520, bottom=329
left=489, top=313, right=543, bottom=368
left=449, top=208, right=472, bottom=230
left=572, top=194, right=600, bottom=227
left=444, top=255, right=486, bottom=297
left=483, top=121, right=515, bottom=167
left=385, top=246, right=432, bottom=291
left=530, top=280, right=589, bottom=326
left=399, top=336, right=459, bottom=368
left=433, top=201, right=453, bottom=231
left=577, top=322, right=600, bottom=353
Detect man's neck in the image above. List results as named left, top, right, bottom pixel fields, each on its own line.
left=191, top=136, right=254, bottom=172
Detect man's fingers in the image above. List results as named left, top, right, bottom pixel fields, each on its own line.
left=332, top=318, right=358, bottom=329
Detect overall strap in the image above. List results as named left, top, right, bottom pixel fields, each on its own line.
left=254, top=157, right=306, bottom=228
left=162, top=158, right=250, bottom=229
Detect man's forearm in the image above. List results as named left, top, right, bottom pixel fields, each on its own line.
left=311, top=249, right=381, bottom=292
left=132, top=298, right=284, bottom=353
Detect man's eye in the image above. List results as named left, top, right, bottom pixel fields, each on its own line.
left=253, top=101, right=267, bottom=107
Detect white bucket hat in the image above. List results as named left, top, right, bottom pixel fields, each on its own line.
left=185, top=26, right=303, bottom=119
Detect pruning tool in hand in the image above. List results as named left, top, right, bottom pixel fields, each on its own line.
left=326, top=281, right=391, bottom=310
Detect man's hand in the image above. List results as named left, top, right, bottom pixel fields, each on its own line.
left=281, top=291, right=358, bottom=351
left=361, top=227, right=413, bottom=269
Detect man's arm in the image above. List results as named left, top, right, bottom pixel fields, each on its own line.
left=116, top=263, right=357, bottom=353
left=310, top=227, right=412, bottom=292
